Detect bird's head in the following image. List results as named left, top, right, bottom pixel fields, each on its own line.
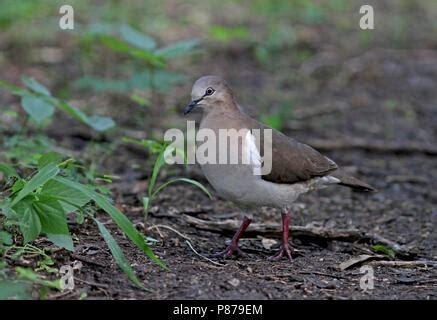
left=184, top=75, right=234, bottom=115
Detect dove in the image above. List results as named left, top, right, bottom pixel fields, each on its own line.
left=183, top=75, right=375, bottom=261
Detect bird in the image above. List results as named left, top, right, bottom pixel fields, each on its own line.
left=183, top=75, right=376, bottom=261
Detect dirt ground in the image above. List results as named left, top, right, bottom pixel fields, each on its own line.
left=1, top=1, right=436, bottom=300
left=38, top=47, right=436, bottom=300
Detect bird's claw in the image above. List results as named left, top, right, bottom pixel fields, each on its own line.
left=213, top=242, right=246, bottom=259
left=268, top=243, right=293, bottom=262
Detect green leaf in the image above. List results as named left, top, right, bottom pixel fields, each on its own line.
left=10, top=163, right=59, bottom=207
left=21, top=76, right=51, bottom=96
left=53, top=177, right=166, bottom=268
left=0, top=80, right=33, bottom=97
left=11, top=179, right=25, bottom=194
left=16, top=267, right=61, bottom=289
left=119, top=24, right=156, bottom=51
left=21, top=96, right=55, bottom=124
left=0, top=230, right=13, bottom=245
left=0, top=163, right=19, bottom=178
left=19, top=206, right=42, bottom=243
left=152, top=178, right=212, bottom=199
left=94, top=218, right=145, bottom=289
left=54, top=100, right=115, bottom=132
left=37, top=152, right=63, bottom=168
left=32, top=196, right=69, bottom=236
left=47, top=234, right=74, bottom=251
left=148, top=151, right=165, bottom=197
left=100, top=35, right=165, bottom=67
left=122, top=137, right=164, bottom=154
left=142, top=197, right=149, bottom=213
left=85, top=115, right=115, bottom=132
left=155, top=38, right=199, bottom=58
left=41, top=180, right=90, bottom=213
left=372, top=244, right=396, bottom=258
left=0, top=281, right=32, bottom=300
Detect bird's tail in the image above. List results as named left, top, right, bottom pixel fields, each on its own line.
left=331, top=172, right=377, bottom=192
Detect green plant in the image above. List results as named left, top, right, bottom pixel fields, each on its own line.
left=1, top=134, right=55, bottom=167
left=0, top=76, right=115, bottom=132
left=75, top=24, right=198, bottom=93
left=372, top=244, right=396, bottom=258
left=0, top=153, right=164, bottom=289
left=123, top=137, right=211, bottom=218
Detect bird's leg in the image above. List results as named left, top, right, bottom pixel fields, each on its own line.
left=213, top=216, right=252, bottom=258
left=269, top=209, right=293, bottom=261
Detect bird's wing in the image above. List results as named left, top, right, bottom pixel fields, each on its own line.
left=246, top=118, right=338, bottom=184
left=244, top=130, right=263, bottom=176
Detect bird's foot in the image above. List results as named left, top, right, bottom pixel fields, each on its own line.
left=213, top=242, right=246, bottom=259
left=268, top=243, right=293, bottom=262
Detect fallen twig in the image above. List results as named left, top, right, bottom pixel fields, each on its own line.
left=369, top=260, right=437, bottom=268
left=183, top=215, right=415, bottom=258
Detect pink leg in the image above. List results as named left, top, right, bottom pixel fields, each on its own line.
left=213, top=216, right=252, bottom=258
left=269, top=210, right=293, bottom=261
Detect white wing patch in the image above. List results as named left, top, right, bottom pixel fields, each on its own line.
left=244, top=130, right=263, bottom=175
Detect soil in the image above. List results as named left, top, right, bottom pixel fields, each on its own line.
left=41, top=46, right=437, bottom=299
left=1, top=2, right=436, bottom=300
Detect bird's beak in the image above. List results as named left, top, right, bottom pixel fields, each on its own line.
left=183, top=97, right=203, bottom=115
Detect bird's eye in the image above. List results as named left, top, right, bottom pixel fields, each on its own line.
left=205, top=87, right=215, bottom=96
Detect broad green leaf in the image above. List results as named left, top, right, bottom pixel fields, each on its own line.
left=19, top=206, right=42, bottom=243
left=41, top=179, right=90, bottom=213
left=21, top=76, right=51, bottom=96
left=152, top=178, right=212, bottom=199
left=11, top=179, right=25, bottom=194
left=155, top=38, right=199, bottom=58
left=0, top=281, right=32, bottom=300
left=0, top=163, right=19, bottom=178
left=47, top=234, right=74, bottom=251
left=32, top=196, right=69, bottom=236
left=0, top=206, right=17, bottom=220
left=10, top=163, right=59, bottom=207
left=37, top=152, right=63, bottom=168
left=21, top=96, right=55, bottom=124
left=119, top=24, right=156, bottom=51
left=53, top=177, right=166, bottom=268
left=94, top=218, right=145, bottom=289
